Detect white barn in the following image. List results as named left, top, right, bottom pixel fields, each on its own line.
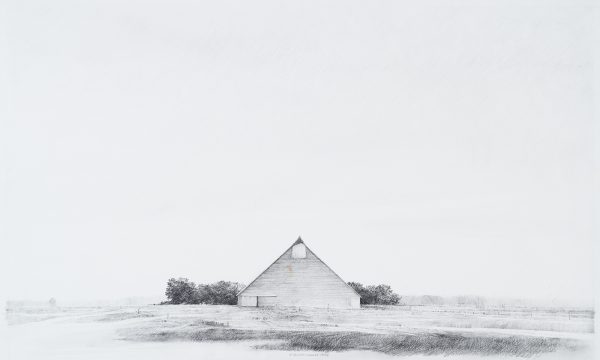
left=237, top=237, right=360, bottom=308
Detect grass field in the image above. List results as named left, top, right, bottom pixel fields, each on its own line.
left=5, top=304, right=594, bottom=359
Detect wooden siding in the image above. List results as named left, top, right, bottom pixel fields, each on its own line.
left=238, top=296, right=257, bottom=306
left=239, top=245, right=360, bottom=308
left=257, top=296, right=278, bottom=307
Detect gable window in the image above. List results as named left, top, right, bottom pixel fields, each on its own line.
left=291, top=243, right=306, bottom=258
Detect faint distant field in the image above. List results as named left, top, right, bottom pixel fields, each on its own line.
left=6, top=304, right=594, bottom=357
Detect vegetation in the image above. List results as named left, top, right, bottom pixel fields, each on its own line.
left=165, top=278, right=201, bottom=304
left=347, top=282, right=401, bottom=305
left=164, top=278, right=245, bottom=305
left=143, top=328, right=582, bottom=356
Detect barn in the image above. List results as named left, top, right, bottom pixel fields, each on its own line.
left=237, top=237, right=361, bottom=308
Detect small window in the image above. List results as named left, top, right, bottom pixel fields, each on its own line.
left=291, top=243, right=306, bottom=258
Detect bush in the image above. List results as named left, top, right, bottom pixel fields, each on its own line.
left=165, top=278, right=201, bottom=304
left=348, top=282, right=401, bottom=305
left=201, top=281, right=245, bottom=305
left=164, top=278, right=245, bottom=305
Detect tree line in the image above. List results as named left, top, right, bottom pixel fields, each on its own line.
left=163, top=278, right=245, bottom=305
left=347, top=282, right=401, bottom=305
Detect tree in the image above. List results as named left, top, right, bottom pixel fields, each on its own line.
left=348, top=282, right=401, bottom=305
left=370, top=284, right=401, bottom=305
left=165, top=278, right=200, bottom=304
left=203, top=281, right=245, bottom=305
left=163, top=278, right=245, bottom=305
left=197, top=284, right=210, bottom=303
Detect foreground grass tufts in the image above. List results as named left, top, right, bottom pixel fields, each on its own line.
left=139, top=328, right=583, bottom=357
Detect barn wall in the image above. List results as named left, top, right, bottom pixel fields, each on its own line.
left=238, top=296, right=257, bottom=306
left=257, top=296, right=278, bottom=307
left=350, top=296, right=360, bottom=308
left=239, top=246, right=360, bottom=308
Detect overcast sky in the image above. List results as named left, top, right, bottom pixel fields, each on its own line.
left=1, top=0, right=596, bottom=306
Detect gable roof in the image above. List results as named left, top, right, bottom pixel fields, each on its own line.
left=292, top=236, right=304, bottom=245
left=237, top=237, right=360, bottom=298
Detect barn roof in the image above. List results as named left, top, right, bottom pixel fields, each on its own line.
left=293, top=236, right=304, bottom=245
left=236, top=237, right=360, bottom=298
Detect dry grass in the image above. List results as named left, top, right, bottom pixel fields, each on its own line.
left=134, top=328, right=584, bottom=356
left=7, top=304, right=593, bottom=357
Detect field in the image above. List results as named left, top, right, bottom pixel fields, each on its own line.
left=5, top=304, right=595, bottom=359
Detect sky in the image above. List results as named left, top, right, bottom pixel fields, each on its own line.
left=0, top=0, right=596, bottom=306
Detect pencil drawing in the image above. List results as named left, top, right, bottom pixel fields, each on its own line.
left=2, top=0, right=595, bottom=359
